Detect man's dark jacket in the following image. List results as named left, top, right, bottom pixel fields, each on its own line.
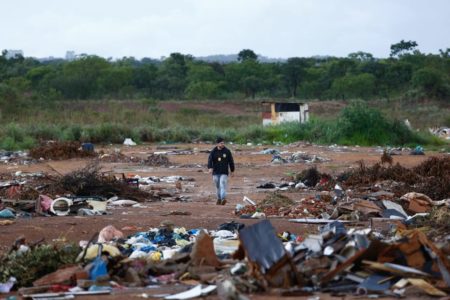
left=208, top=146, right=235, bottom=175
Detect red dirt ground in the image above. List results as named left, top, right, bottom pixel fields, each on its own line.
left=0, top=143, right=441, bottom=299
left=0, top=143, right=437, bottom=250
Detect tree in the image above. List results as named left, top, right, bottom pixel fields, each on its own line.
left=237, top=49, right=257, bottom=62
left=26, top=66, right=53, bottom=89
left=59, top=55, right=110, bottom=99
left=412, top=67, right=449, bottom=98
left=390, top=40, right=418, bottom=58
left=132, top=64, right=157, bottom=96
left=331, top=73, right=376, bottom=99
left=283, top=57, right=308, bottom=97
left=156, top=53, right=192, bottom=98
left=439, top=48, right=450, bottom=58
left=242, top=75, right=262, bottom=99
left=225, top=59, right=265, bottom=98
left=185, top=62, right=223, bottom=99
left=299, top=67, right=328, bottom=99
left=384, top=62, right=413, bottom=90
left=98, top=66, right=133, bottom=97
left=185, top=81, right=221, bottom=99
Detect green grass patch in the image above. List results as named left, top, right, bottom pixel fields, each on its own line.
left=0, top=100, right=448, bottom=150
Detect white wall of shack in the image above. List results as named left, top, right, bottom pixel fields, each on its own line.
left=278, top=111, right=300, bottom=123
left=262, top=103, right=309, bottom=126
left=263, top=118, right=273, bottom=126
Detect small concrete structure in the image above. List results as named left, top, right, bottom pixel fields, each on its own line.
left=261, top=101, right=309, bottom=126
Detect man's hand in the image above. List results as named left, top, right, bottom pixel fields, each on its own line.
left=230, top=171, right=234, bottom=177
left=208, top=168, right=212, bottom=174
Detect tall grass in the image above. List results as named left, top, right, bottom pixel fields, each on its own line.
left=0, top=100, right=446, bottom=150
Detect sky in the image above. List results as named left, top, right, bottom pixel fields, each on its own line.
left=1, top=0, right=449, bottom=59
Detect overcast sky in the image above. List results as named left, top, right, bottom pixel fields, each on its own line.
left=1, top=0, right=449, bottom=59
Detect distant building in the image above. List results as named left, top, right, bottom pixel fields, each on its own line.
left=261, top=101, right=309, bottom=126
left=65, top=51, right=76, bottom=61
left=4, top=50, right=24, bottom=59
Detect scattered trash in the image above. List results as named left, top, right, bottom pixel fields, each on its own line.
left=269, top=151, right=329, bottom=164
left=429, top=127, right=450, bottom=139
left=50, top=197, right=73, bottom=216
left=123, top=138, right=137, bottom=146
left=242, top=196, right=256, bottom=206
left=410, top=145, right=425, bottom=155
left=0, top=217, right=448, bottom=299
left=0, top=143, right=449, bottom=299
left=0, top=208, right=15, bottom=218
left=82, top=142, right=95, bottom=152
left=0, top=277, right=16, bottom=293
left=98, top=225, right=124, bottom=243
left=0, top=150, right=33, bottom=165
left=259, top=148, right=280, bottom=155
left=256, top=182, right=276, bottom=189
left=271, top=154, right=287, bottom=164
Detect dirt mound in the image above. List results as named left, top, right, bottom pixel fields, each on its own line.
left=29, top=142, right=96, bottom=160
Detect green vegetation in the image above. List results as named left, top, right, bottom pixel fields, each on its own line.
left=1, top=42, right=448, bottom=101
left=0, top=243, right=79, bottom=287
left=0, top=100, right=445, bottom=150
left=0, top=43, right=448, bottom=150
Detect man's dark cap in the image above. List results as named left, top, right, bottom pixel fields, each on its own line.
left=216, top=137, right=224, bottom=144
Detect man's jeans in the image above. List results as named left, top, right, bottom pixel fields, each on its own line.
left=213, top=174, right=228, bottom=200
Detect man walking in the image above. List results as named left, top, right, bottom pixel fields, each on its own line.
left=208, top=137, right=235, bottom=205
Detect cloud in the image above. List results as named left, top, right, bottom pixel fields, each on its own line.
left=1, top=0, right=449, bottom=58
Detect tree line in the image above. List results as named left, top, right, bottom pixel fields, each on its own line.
left=0, top=40, right=449, bottom=104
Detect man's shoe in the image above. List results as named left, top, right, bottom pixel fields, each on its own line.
left=221, top=199, right=227, bottom=205
left=216, top=199, right=221, bottom=205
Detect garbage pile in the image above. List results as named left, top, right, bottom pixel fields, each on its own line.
left=1, top=220, right=449, bottom=299
left=290, top=151, right=330, bottom=163
left=271, top=151, right=329, bottom=164
left=57, top=164, right=152, bottom=202
left=261, top=156, right=450, bottom=200
left=29, top=141, right=97, bottom=160
left=252, top=157, right=450, bottom=222
left=429, top=127, right=450, bottom=140
left=236, top=193, right=330, bottom=220
left=343, top=156, right=450, bottom=200
left=257, top=166, right=333, bottom=190
left=0, top=164, right=194, bottom=220
left=0, top=150, right=35, bottom=165
left=286, top=221, right=450, bottom=297
left=248, top=189, right=448, bottom=223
